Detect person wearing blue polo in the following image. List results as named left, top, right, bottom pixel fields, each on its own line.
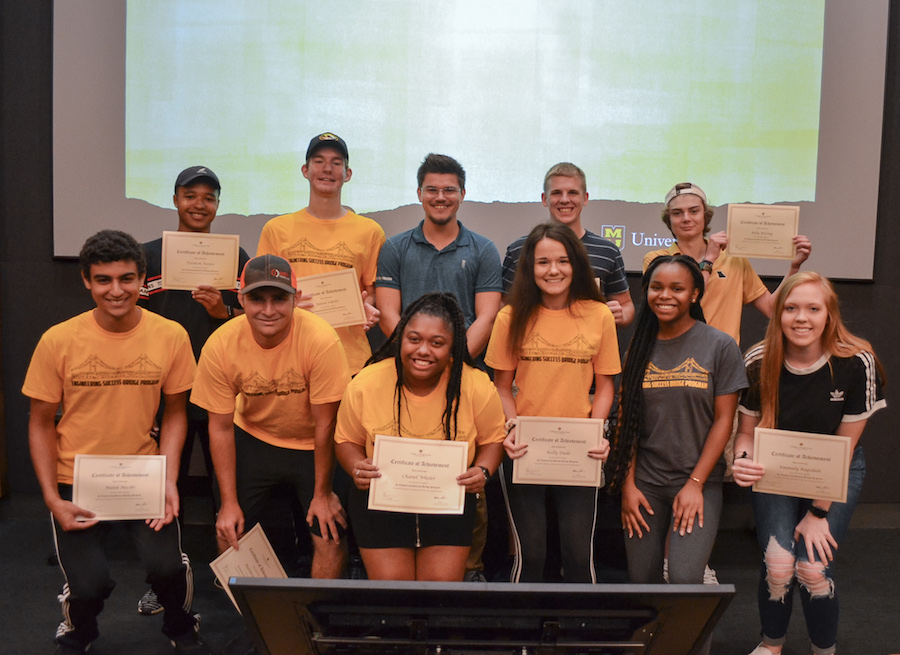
left=375, top=153, right=502, bottom=583
left=375, top=153, right=502, bottom=359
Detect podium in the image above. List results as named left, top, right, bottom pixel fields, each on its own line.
left=230, top=578, right=733, bottom=655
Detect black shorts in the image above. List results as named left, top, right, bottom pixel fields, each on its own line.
left=348, top=486, right=477, bottom=548
left=234, top=425, right=348, bottom=539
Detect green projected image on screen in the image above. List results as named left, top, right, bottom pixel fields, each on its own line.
left=125, top=0, right=824, bottom=216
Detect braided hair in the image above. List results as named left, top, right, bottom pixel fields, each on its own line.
left=607, top=255, right=706, bottom=491
left=369, top=292, right=475, bottom=441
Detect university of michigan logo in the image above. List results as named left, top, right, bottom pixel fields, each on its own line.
left=601, top=225, right=625, bottom=249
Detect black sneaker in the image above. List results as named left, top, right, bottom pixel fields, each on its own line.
left=138, top=588, right=163, bottom=615
left=464, top=569, right=487, bottom=583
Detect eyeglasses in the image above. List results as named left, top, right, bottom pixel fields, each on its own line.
left=421, top=186, right=461, bottom=197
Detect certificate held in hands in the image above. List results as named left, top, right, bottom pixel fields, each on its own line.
left=512, top=416, right=604, bottom=487
left=296, top=268, right=367, bottom=328
left=368, top=435, right=469, bottom=514
left=161, top=231, right=241, bottom=290
left=752, top=427, right=852, bottom=503
left=72, top=454, right=167, bottom=520
left=726, top=204, right=799, bottom=260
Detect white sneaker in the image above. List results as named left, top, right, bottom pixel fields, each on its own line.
left=703, top=565, right=719, bottom=585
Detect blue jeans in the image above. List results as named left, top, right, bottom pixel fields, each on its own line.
left=750, top=446, right=865, bottom=655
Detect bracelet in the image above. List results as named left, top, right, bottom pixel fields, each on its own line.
left=478, top=465, right=491, bottom=481
left=226, top=305, right=234, bottom=318
left=698, top=259, right=714, bottom=273
left=689, top=476, right=704, bottom=485
left=808, top=505, right=829, bottom=519
left=504, top=418, right=518, bottom=434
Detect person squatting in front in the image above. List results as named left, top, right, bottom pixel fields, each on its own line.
left=334, top=292, right=505, bottom=581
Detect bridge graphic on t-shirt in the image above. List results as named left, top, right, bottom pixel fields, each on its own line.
left=240, top=369, right=308, bottom=397
left=374, top=419, right=465, bottom=441
left=642, top=358, right=710, bottom=389
left=70, top=354, right=162, bottom=386
left=284, top=238, right=355, bottom=269
left=518, top=332, right=594, bottom=364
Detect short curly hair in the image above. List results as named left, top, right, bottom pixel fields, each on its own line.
left=79, top=230, right=147, bottom=278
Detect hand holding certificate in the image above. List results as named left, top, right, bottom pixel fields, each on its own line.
left=726, top=204, right=799, bottom=260
left=512, top=417, right=604, bottom=487
left=295, top=268, right=367, bottom=328
left=368, top=435, right=469, bottom=514
left=752, top=428, right=852, bottom=503
left=209, top=524, right=287, bottom=613
left=161, top=231, right=240, bottom=290
left=72, top=454, right=167, bottom=520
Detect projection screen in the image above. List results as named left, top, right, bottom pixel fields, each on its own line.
left=53, top=0, right=888, bottom=279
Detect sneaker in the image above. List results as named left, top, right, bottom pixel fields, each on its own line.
left=703, top=565, right=719, bottom=585
left=464, top=569, right=487, bottom=583
left=747, top=644, right=780, bottom=655
left=138, top=588, right=164, bottom=615
left=171, top=631, right=213, bottom=654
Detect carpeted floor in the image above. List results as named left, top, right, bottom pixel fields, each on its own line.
left=2, top=494, right=897, bottom=655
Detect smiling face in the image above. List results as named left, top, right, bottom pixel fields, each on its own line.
left=647, top=262, right=699, bottom=329
left=533, top=237, right=573, bottom=309
left=542, top=175, right=588, bottom=229
left=666, top=194, right=707, bottom=240
left=302, top=146, right=352, bottom=197
left=400, top=313, right=453, bottom=393
left=239, top=287, right=295, bottom=348
left=82, top=260, right=144, bottom=332
left=174, top=181, right=220, bottom=232
left=780, top=281, right=828, bottom=358
left=417, top=172, right=465, bottom=227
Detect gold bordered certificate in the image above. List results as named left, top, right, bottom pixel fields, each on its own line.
left=209, top=524, right=287, bottom=613
left=296, top=268, right=367, bottom=328
left=512, top=416, right=604, bottom=487
left=726, top=204, right=799, bottom=260
left=752, top=427, right=851, bottom=503
left=161, top=231, right=240, bottom=290
left=368, top=435, right=468, bottom=514
left=72, top=454, right=166, bottom=520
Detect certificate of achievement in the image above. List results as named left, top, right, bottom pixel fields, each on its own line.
left=512, top=416, right=604, bottom=487
left=752, top=428, right=852, bottom=503
left=209, top=524, right=287, bottom=613
left=368, top=435, right=468, bottom=514
left=160, top=231, right=240, bottom=290
left=296, top=268, right=367, bottom=328
left=72, top=454, right=166, bottom=520
left=726, top=204, right=799, bottom=260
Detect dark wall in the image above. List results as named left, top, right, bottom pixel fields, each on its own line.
left=2, top=1, right=898, bottom=501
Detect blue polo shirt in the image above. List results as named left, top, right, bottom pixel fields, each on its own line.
left=375, top=220, right=503, bottom=328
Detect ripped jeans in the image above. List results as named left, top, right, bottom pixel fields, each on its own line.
left=750, top=446, right=865, bottom=655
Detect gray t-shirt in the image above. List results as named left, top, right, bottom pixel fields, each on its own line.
left=635, top=321, right=747, bottom=486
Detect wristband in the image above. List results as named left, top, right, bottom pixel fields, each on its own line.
left=478, top=466, right=491, bottom=482
left=808, top=505, right=829, bottom=519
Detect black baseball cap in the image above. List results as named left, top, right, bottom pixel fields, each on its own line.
left=174, top=166, right=221, bottom=193
left=306, top=133, right=349, bottom=162
left=239, top=255, right=297, bottom=295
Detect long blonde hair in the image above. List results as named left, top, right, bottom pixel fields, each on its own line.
left=755, top=272, right=884, bottom=428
